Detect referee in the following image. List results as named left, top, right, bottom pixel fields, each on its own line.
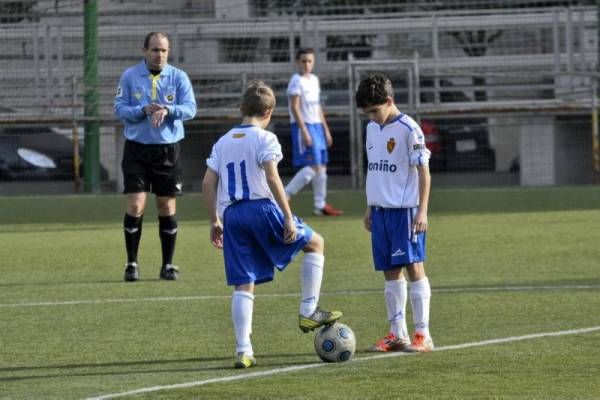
left=114, top=32, right=197, bottom=281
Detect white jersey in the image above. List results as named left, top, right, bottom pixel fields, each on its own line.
left=287, top=73, right=322, bottom=124
left=365, top=113, right=431, bottom=208
left=206, top=124, right=283, bottom=217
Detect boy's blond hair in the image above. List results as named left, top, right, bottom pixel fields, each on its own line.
left=241, top=81, right=276, bottom=117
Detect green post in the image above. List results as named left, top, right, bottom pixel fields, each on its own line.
left=83, top=0, right=100, bottom=192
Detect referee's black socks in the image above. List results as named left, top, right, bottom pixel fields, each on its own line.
left=159, top=215, right=178, bottom=267
left=124, top=213, right=143, bottom=264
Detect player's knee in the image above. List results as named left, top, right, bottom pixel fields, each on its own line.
left=406, top=262, right=426, bottom=282
left=127, top=203, right=144, bottom=217
left=304, top=232, right=324, bottom=254
left=157, top=197, right=176, bottom=216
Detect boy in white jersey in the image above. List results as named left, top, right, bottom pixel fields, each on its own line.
left=284, top=48, right=343, bottom=216
left=355, top=73, right=434, bottom=353
left=202, top=81, right=342, bottom=369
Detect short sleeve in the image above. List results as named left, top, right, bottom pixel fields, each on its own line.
left=258, top=132, right=283, bottom=166
left=408, top=124, right=431, bottom=167
left=287, top=75, right=301, bottom=96
left=206, top=143, right=220, bottom=172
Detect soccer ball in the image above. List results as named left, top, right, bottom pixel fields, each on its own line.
left=314, top=322, right=356, bottom=363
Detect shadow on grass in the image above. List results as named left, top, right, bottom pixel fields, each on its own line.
left=0, top=352, right=317, bottom=382
left=0, top=278, right=169, bottom=288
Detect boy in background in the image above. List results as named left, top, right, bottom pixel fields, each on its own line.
left=284, top=48, right=343, bottom=216
left=355, top=73, right=434, bottom=353
left=202, top=81, right=342, bottom=368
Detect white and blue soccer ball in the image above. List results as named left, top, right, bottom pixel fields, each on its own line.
left=314, top=322, right=356, bottom=363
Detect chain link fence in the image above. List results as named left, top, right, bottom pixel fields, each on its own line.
left=0, top=0, right=598, bottom=193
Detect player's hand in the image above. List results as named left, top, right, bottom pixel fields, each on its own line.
left=210, top=222, right=224, bottom=249
left=283, top=217, right=297, bottom=244
left=150, top=108, right=168, bottom=127
left=325, top=130, right=333, bottom=147
left=412, top=210, right=428, bottom=233
left=144, top=103, right=162, bottom=114
left=363, top=207, right=372, bottom=232
left=302, top=130, right=313, bottom=147
left=144, top=103, right=168, bottom=127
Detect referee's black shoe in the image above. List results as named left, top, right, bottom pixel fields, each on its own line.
left=124, top=262, right=140, bottom=282
left=159, top=264, right=179, bottom=281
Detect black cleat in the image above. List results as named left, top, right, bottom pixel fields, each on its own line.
left=124, top=262, right=139, bottom=282
left=159, top=264, right=179, bottom=281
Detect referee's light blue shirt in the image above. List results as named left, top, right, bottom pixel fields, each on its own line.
left=114, top=60, right=197, bottom=144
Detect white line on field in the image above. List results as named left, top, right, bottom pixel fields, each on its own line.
left=1, top=284, right=599, bottom=309
left=86, top=325, right=600, bottom=400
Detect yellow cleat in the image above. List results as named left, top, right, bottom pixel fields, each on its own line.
left=234, top=353, right=257, bottom=369
left=299, top=307, right=342, bottom=333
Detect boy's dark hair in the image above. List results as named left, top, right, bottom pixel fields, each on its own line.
left=296, top=47, right=315, bottom=60
left=143, top=32, right=169, bottom=49
left=355, top=73, right=394, bottom=108
left=240, top=81, right=276, bottom=117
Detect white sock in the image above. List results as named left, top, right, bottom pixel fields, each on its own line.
left=311, top=170, right=327, bottom=209
left=299, top=252, right=324, bottom=317
left=385, top=278, right=409, bottom=341
left=285, top=166, right=316, bottom=198
left=410, top=277, right=431, bottom=337
left=232, top=290, right=254, bottom=356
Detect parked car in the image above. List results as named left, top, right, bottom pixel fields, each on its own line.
left=422, top=118, right=495, bottom=172
left=0, top=105, right=112, bottom=181
left=0, top=124, right=110, bottom=181
left=0, top=125, right=76, bottom=180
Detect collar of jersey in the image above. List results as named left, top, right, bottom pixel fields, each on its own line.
left=377, top=112, right=404, bottom=129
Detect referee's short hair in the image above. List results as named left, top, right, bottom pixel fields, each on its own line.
left=143, top=32, right=169, bottom=49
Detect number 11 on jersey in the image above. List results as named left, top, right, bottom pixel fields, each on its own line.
left=226, top=160, right=250, bottom=202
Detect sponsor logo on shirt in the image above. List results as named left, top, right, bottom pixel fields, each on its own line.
left=233, top=133, right=246, bottom=138
left=367, top=159, right=398, bottom=173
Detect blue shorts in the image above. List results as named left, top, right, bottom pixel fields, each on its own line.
left=290, top=122, right=329, bottom=167
left=370, top=207, right=426, bottom=271
left=222, top=198, right=313, bottom=286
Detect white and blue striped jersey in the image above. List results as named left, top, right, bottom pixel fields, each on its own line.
left=287, top=73, right=322, bottom=124
left=206, top=124, right=283, bottom=217
left=365, top=113, right=431, bottom=208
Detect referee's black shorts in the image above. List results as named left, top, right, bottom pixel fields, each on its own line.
left=121, top=139, right=183, bottom=196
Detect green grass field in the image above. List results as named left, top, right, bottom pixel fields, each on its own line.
left=1, top=186, right=600, bottom=399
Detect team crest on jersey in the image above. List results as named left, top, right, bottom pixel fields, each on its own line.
left=133, top=92, right=142, bottom=100
left=233, top=133, right=246, bottom=138
left=387, top=138, right=396, bottom=154
left=166, top=93, right=175, bottom=103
